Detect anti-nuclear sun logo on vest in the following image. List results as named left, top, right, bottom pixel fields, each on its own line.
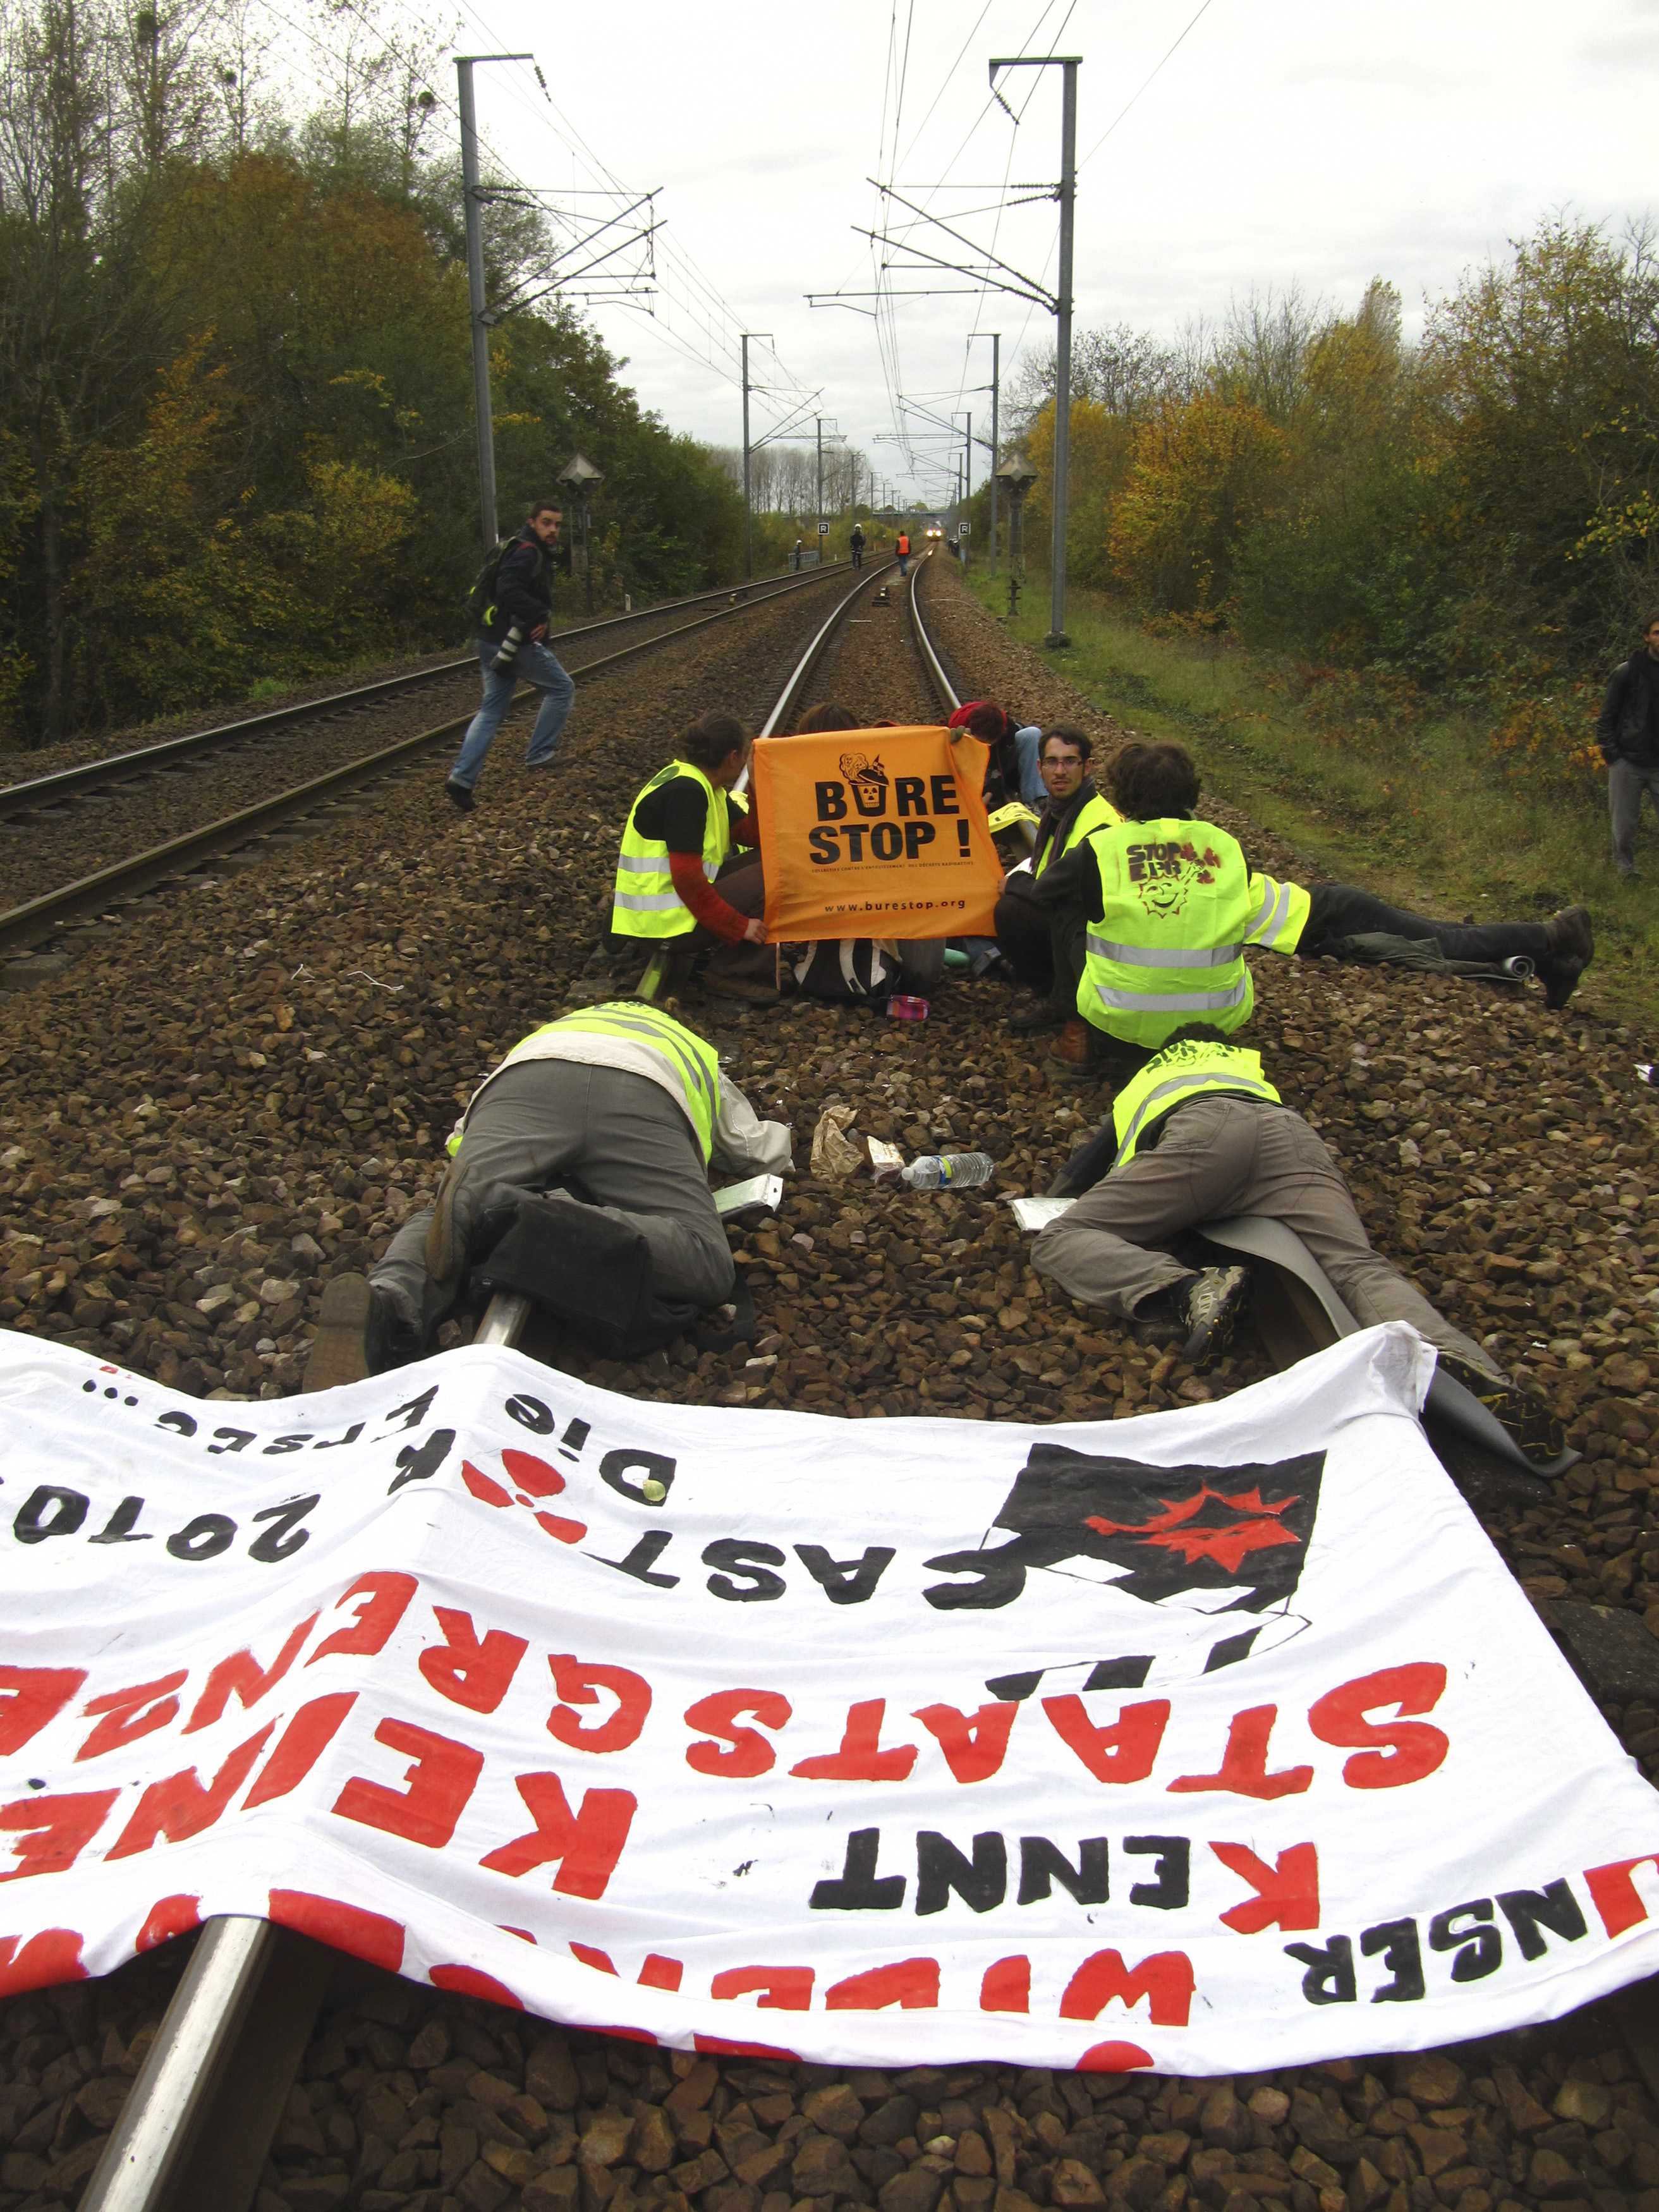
left=1125, top=837, right=1224, bottom=920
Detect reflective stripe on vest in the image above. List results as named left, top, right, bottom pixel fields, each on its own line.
left=1244, top=872, right=1311, bottom=952
left=1078, top=818, right=1256, bottom=1048
left=1110, top=1043, right=1282, bottom=1169
left=611, top=763, right=731, bottom=939
left=468, top=1002, right=721, bottom=1162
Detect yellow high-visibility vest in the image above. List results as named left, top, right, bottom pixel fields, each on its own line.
left=450, top=1001, right=721, bottom=1162
left=611, top=762, right=732, bottom=942
left=1109, top=1037, right=1282, bottom=1167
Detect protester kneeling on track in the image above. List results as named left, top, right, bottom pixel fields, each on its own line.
left=995, top=725, right=1121, bottom=1035
left=1032, top=1024, right=1565, bottom=1457
left=609, top=710, right=777, bottom=1004
left=1036, top=741, right=1596, bottom=1086
left=948, top=699, right=1046, bottom=811
left=446, top=499, right=576, bottom=810
left=308, top=1001, right=792, bottom=1387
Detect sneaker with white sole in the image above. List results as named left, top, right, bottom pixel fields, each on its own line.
left=1177, top=1265, right=1250, bottom=1366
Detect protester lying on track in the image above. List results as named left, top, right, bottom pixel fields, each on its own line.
left=307, top=1001, right=791, bottom=1387
left=948, top=700, right=1046, bottom=811
left=1032, top=741, right=1595, bottom=1085
left=1033, top=1024, right=1565, bottom=1457
left=609, top=710, right=778, bottom=1005
left=995, top=725, right=1122, bottom=1035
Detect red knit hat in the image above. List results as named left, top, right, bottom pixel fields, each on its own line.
left=949, top=700, right=1009, bottom=739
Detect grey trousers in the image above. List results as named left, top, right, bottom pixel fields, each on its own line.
left=1608, top=758, right=1659, bottom=875
left=374, top=1062, right=734, bottom=1345
left=1031, top=1095, right=1498, bottom=1376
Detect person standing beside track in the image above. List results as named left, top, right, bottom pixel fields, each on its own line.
left=1035, top=741, right=1596, bottom=1083
left=849, top=522, right=865, bottom=571
left=1598, top=611, right=1659, bottom=878
left=609, top=710, right=778, bottom=1004
left=446, top=500, right=576, bottom=812
left=307, top=999, right=792, bottom=1385
left=1031, top=1023, right=1566, bottom=1458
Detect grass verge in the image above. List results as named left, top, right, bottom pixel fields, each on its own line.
left=968, top=569, right=1659, bottom=1037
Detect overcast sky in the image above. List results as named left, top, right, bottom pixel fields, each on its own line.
left=439, top=0, right=1659, bottom=511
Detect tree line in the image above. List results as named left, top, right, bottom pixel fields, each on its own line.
left=1010, top=217, right=1659, bottom=787
left=0, top=0, right=746, bottom=744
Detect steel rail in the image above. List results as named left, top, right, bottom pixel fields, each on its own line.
left=0, top=566, right=857, bottom=960
left=905, top=552, right=963, bottom=717
left=755, top=555, right=907, bottom=739
left=0, top=561, right=851, bottom=822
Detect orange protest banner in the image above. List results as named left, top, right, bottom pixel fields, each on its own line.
left=751, top=725, right=1003, bottom=940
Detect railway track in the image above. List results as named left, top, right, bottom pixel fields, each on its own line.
left=0, top=559, right=871, bottom=970
left=2, top=552, right=1655, bottom=2211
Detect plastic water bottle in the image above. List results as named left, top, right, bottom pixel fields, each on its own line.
left=899, top=1152, right=995, bottom=1190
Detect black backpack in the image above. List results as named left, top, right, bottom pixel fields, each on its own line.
left=465, top=537, right=516, bottom=627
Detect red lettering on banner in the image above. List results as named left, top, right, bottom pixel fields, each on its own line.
left=307, top=1572, right=417, bottom=1665
left=243, top=1692, right=358, bottom=1808
left=1077, top=2039, right=1153, bottom=2073
left=268, top=1889, right=404, bottom=1972
left=789, top=1699, right=918, bottom=1782
left=1042, top=1696, right=1169, bottom=1784
left=1584, top=1854, right=1659, bottom=1937
left=0, top=1929, right=86, bottom=1996
left=478, top=1773, right=636, bottom=1897
left=418, top=1608, right=528, bottom=1715
left=332, top=1718, right=484, bottom=1849
left=76, top=1671, right=188, bottom=1762
left=980, top=1956, right=1031, bottom=2012
left=913, top=1700, right=1019, bottom=1784
left=684, top=1689, right=792, bottom=1777
left=1211, top=1841, right=1320, bottom=1932
left=0, top=1790, right=118, bottom=1881
left=107, top=1722, right=277, bottom=1858
left=547, top=1655, right=652, bottom=1753
left=0, top=1666, right=87, bottom=1755
left=824, top=1958, right=940, bottom=2009
left=1307, top=1665, right=1449, bottom=1788
left=1060, top=1949, right=1194, bottom=2027
left=710, top=1966, right=815, bottom=2009
left=1169, top=1706, right=1313, bottom=1800
left=430, top=1964, right=525, bottom=2007
left=136, top=1895, right=200, bottom=1950
left=183, top=1615, right=318, bottom=1735
left=571, top=1943, right=684, bottom=1990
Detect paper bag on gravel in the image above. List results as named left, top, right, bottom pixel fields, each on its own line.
left=810, top=1103, right=863, bottom=1181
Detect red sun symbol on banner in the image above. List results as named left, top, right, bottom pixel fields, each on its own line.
left=1085, top=1486, right=1302, bottom=1577
left=461, top=1449, right=587, bottom=1545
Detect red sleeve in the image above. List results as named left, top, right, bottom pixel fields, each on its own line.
left=730, top=797, right=761, bottom=848
left=669, top=849, right=748, bottom=944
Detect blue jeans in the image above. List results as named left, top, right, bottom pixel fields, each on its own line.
left=1011, top=725, right=1045, bottom=809
left=897, top=554, right=909, bottom=573
left=449, top=636, right=576, bottom=790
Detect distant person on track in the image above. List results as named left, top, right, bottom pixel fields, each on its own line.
left=307, top=1000, right=792, bottom=1385
left=849, top=523, right=866, bottom=571
left=1030, top=1024, right=1565, bottom=1457
left=1038, top=742, right=1596, bottom=1083
left=1598, top=611, right=1659, bottom=877
left=996, top=726, right=1121, bottom=1033
left=895, top=528, right=911, bottom=574
left=792, top=539, right=804, bottom=573
left=445, top=500, right=576, bottom=812
left=949, top=699, right=1046, bottom=810
left=610, top=710, right=777, bottom=1004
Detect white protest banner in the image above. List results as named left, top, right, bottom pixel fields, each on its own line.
left=2, top=1322, right=1656, bottom=2073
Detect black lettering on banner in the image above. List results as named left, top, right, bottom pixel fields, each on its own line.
left=207, top=1428, right=255, bottom=1455
left=600, top=1448, right=676, bottom=1507
left=815, top=781, right=847, bottom=821
left=262, top=1434, right=313, bottom=1456
left=895, top=777, right=925, bottom=816
left=916, top=1831, right=1007, bottom=1916
left=504, top=1393, right=555, bottom=1435
left=871, top=823, right=902, bottom=861
left=388, top=1430, right=455, bottom=1495
left=1496, top=1881, right=1588, bottom=1960
left=794, top=1545, right=894, bottom=1605
left=15, top=1486, right=88, bottom=1543
left=921, top=1547, right=1026, bottom=1610
left=167, top=1514, right=237, bottom=1560
left=88, top=1497, right=150, bottom=1546
left=930, top=775, right=958, bottom=815
left=1124, top=1834, right=1191, bottom=1910
left=703, top=1540, right=786, bottom=1602
left=1429, top=1900, right=1502, bottom=1982
left=382, top=1387, right=438, bottom=1432
left=1285, top=1934, right=1358, bottom=2005
left=248, top=1496, right=320, bottom=1563
left=314, top=1424, right=363, bottom=1451
left=1018, top=1836, right=1108, bottom=1906
left=597, top=1531, right=679, bottom=1589
left=811, top=1828, right=906, bottom=1911
left=1361, top=1917, right=1426, bottom=2003
left=904, top=822, right=935, bottom=859
left=157, top=1411, right=197, bottom=1439
left=808, top=828, right=839, bottom=866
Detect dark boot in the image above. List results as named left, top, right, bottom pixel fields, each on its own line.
left=307, top=1273, right=410, bottom=1389
left=1048, top=1017, right=1103, bottom=1086
left=1538, top=906, right=1593, bottom=1009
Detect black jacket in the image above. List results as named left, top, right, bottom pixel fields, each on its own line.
left=487, top=526, right=556, bottom=640
left=1030, top=776, right=1103, bottom=878
left=1598, top=650, right=1659, bottom=767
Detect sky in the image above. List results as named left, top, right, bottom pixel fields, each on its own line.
left=427, top=0, right=1659, bottom=513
